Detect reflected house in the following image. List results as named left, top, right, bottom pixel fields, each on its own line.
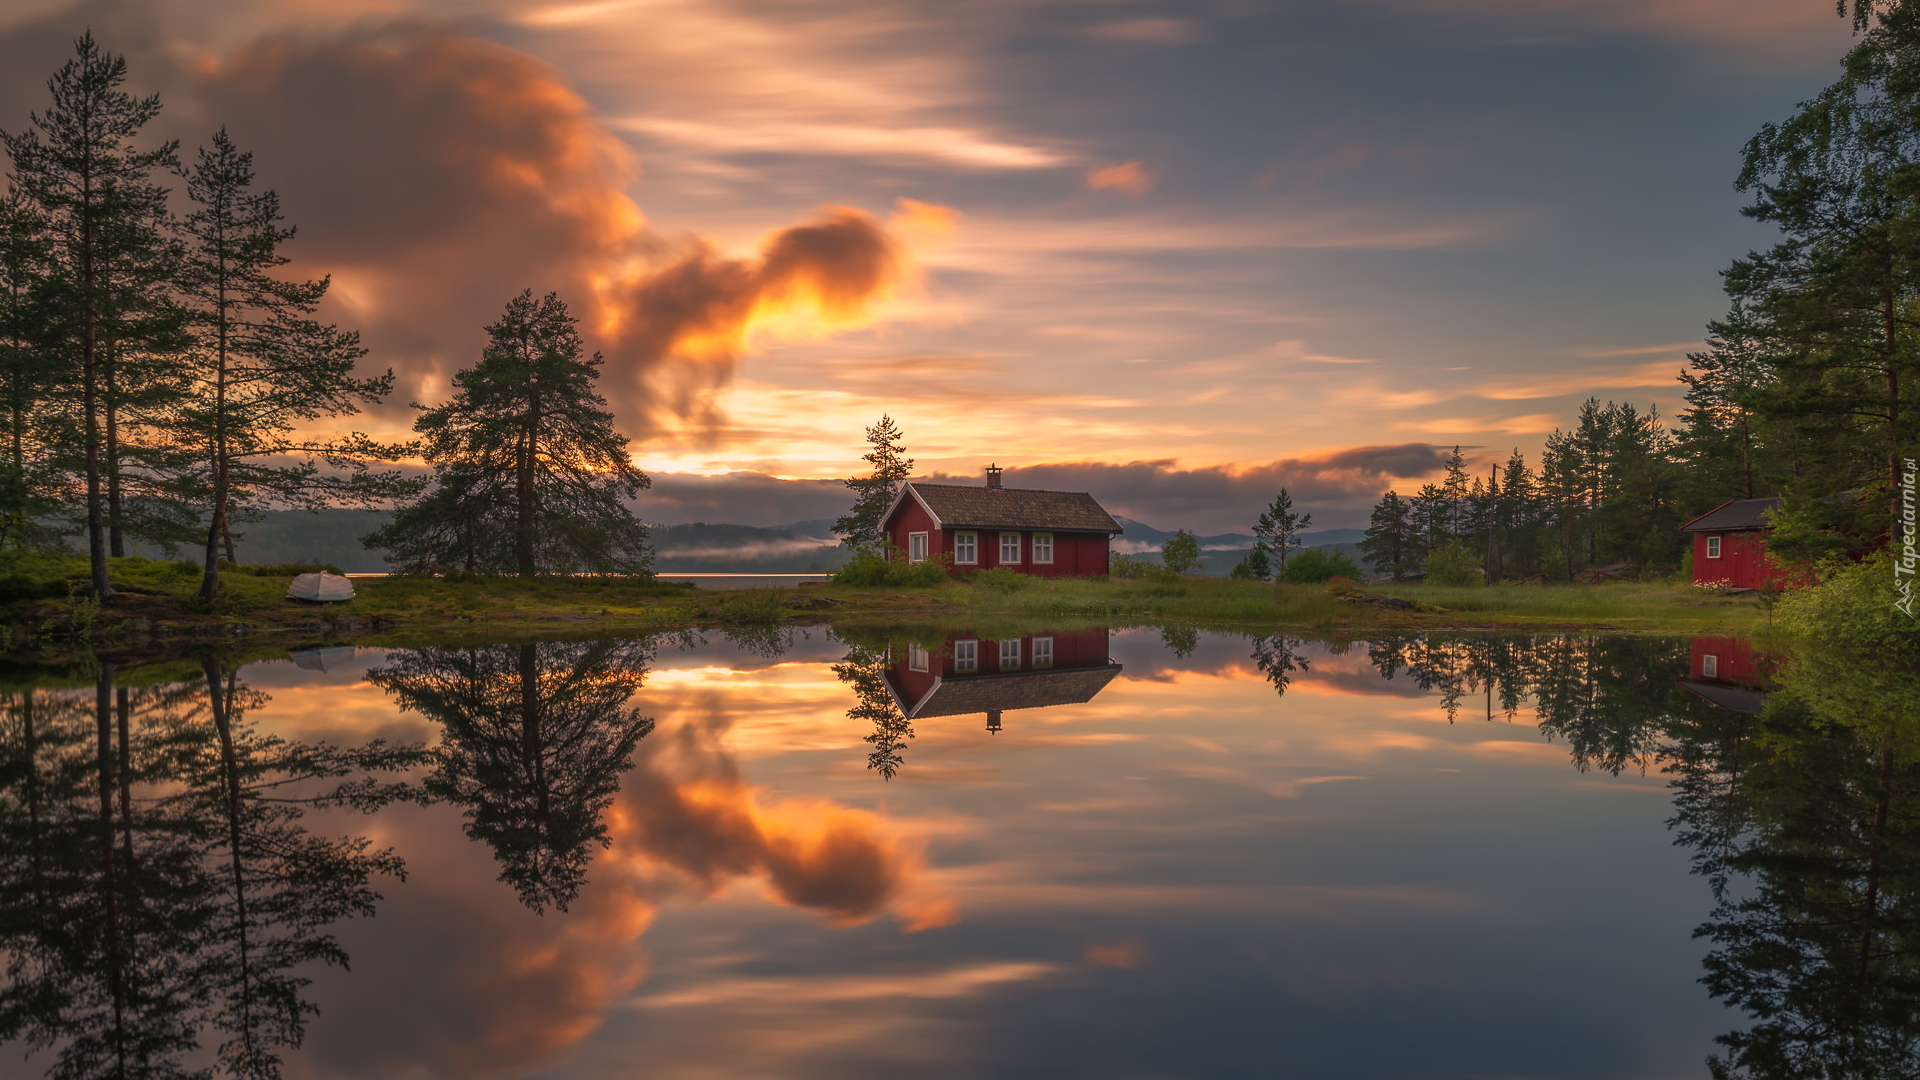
left=883, top=628, right=1122, bottom=732
left=1679, top=634, right=1771, bottom=715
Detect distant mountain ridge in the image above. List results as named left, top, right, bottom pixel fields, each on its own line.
left=125, top=510, right=1363, bottom=576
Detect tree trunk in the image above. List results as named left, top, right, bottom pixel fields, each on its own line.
left=200, top=276, right=232, bottom=602
left=81, top=184, right=112, bottom=597
left=203, top=657, right=258, bottom=1054
left=105, top=338, right=124, bottom=557
left=516, top=393, right=541, bottom=578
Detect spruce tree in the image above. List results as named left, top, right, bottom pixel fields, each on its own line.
left=833, top=415, right=912, bottom=552
left=1360, top=491, right=1415, bottom=580
left=367, top=290, right=650, bottom=577
left=2, top=34, right=181, bottom=595
left=175, top=129, right=400, bottom=601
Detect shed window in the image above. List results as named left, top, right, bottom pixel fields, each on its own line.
left=954, top=639, right=978, bottom=673
left=1706, top=535, right=1722, bottom=559
left=999, top=639, right=1021, bottom=670
left=1032, top=636, right=1054, bottom=669
left=907, top=644, right=929, bottom=672
left=1702, top=653, right=1719, bottom=679
left=1032, top=533, right=1053, bottom=564
left=1000, top=533, right=1021, bottom=564
left=954, top=531, right=978, bottom=564
left=908, top=532, right=929, bottom=563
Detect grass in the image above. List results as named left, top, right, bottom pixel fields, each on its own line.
left=0, top=553, right=1771, bottom=664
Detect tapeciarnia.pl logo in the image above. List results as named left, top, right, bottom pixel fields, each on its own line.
left=1899, top=457, right=1917, bottom=620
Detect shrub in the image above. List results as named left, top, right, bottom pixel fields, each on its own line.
left=830, top=547, right=949, bottom=587
left=1109, top=554, right=1154, bottom=579
left=972, top=566, right=1033, bottom=592
left=1276, top=547, right=1361, bottom=585
left=229, top=561, right=347, bottom=577
left=1422, top=540, right=1483, bottom=586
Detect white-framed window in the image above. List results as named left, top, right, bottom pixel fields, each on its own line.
left=1031, top=636, right=1054, bottom=669
left=1705, top=535, right=1722, bottom=559
left=907, top=644, right=929, bottom=672
left=954, top=531, right=978, bottom=564
left=1702, top=653, right=1719, bottom=679
left=907, top=531, right=929, bottom=563
left=999, top=639, right=1021, bottom=670
left=1032, top=532, right=1053, bottom=564
left=954, top=639, right=978, bottom=673
left=1000, top=533, right=1021, bottom=564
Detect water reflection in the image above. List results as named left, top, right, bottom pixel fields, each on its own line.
left=367, top=640, right=655, bottom=913
left=0, top=626, right=1914, bottom=1078
left=0, top=659, right=423, bottom=1079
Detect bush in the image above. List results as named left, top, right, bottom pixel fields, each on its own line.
left=1109, top=554, right=1154, bottom=579
left=831, top=547, right=949, bottom=587
left=1275, top=547, right=1360, bottom=585
left=1229, top=546, right=1272, bottom=581
left=228, top=561, right=346, bottom=577
left=972, top=566, right=1034, bottom=592
left=1422, top=540, right=1484, bottom=586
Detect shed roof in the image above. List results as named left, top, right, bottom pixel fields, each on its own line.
left=1678, top=679, right=1769, bottom=716
left=1679, top=497, right=1782, bottom=533
left=896, top=665, right=1124, bottom=720
left=897, top=482, right=1123, bottom=533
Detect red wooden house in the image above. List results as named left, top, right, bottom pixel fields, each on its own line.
left=882, top=466, right=1123, bottom=577
left=883, top=627, right=1122, bottom=733
left=1678, top=634, right=1774, bottom=716
left=1680, top=497, right=1788, bottom=590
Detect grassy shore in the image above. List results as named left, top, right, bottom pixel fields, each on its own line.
left=0, top=552, right=1773, bottom=664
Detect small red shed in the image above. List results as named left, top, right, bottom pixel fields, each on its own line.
left=1679, top=497, right=1786, bottom=590
left=882, top=466, right=1122, bottom=578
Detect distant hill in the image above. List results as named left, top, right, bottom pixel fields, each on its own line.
left=1108, top=518, right=1366, bottom=575
left=652, top=523, right=850, bottom=572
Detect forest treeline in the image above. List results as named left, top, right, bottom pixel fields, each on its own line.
left=1358, top=2, right=1920, bottom=584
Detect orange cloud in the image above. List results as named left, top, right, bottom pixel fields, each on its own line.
left=194, top=27, right=944, bottom=441
left=1086, top=160, right=1154, bottom=196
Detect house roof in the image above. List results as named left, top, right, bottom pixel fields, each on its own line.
left=894, top=665, right=1124, bottom=720
left=894, top=482, right=1124, bottom=533
left=1679, top=497, right=1782, bottom=533
left=1678, top=679, right=1769, bottom=716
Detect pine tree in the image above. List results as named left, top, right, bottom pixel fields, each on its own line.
left=0, top=189, right=59, bottom=549
left=367, top=290, right=650, bottom=577
left=1, top=33, right=184, bottom=594
left=1252, top=488, right=1310, bottom=572
left=175, top=128, right=400, bottom=601
left=833, top=415, right=912, bottom=552
left=1360, top=490, right=1416, bottom=580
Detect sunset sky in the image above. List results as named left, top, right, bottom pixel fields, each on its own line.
left=0, top=0, right=1863, bottom=530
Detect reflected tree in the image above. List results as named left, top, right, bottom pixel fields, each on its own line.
left=369, top=639, right=655, bottom=913
left=834, top=644, right=912, bottom=781
left=1159, top=625, right=1199, bottom=660
left=0, top=659, right=420, bottom=1080
left=1672, top=700, right=1920, bottom=1078
left=1249, top=634, right=1310, bottom=698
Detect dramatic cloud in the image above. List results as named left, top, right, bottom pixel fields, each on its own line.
left=644, top=471, right=847, bottom=527
left=191, top=26, right=934, bottom=440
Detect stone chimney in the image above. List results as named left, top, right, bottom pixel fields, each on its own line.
left=985, top=463, right=1003, bottom=490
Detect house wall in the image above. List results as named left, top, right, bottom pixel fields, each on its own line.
left=885, top=497, right=946, bottom=563
left=1692, top=530, right=1783, bottom=590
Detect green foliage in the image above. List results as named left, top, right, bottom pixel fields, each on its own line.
left=831, top=547, right=948, bottom=587
left=1423, top=540, right=1483, bottom=586
left=226, top=561, right=346, bottom=577
left=1275, top=547, right=1360, bottom=584
left=1160, top=529, right=1204, bottom=576
left=833, top=415, right=913, bottom=550
left=1229, top=545, right=1271, bottom=581
left=1360, top=491, right=1417, bottom=580
left=1108, top=554, right=1154, bottom=579
left=971, top=566, right=1035, bottom=592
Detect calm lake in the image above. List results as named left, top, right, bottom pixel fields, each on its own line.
left=0, top=626, right=1905, bottom=1079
